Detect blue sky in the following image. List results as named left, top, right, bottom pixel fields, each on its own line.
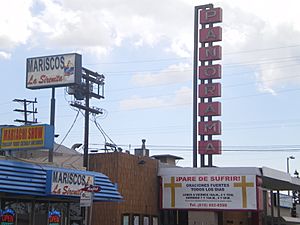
left=1, top=0, right=300, bottom=172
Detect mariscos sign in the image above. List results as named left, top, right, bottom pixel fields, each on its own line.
left=26, top=53, right=82, bottom=89
left=162, top=175, right=259, bottom=210
left=47, top=170, right=94, bottom=197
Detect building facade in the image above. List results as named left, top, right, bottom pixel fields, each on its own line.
left=88, top=152, right=300, bottom=225
left=0, top=156, right=122, bottom=225
left=89, top=152, right=160, bottom=225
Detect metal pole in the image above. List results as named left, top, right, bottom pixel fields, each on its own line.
left=49, top=87, right=55, bottom=162
left=24, top=99, right=28, bottom=124
left=193, top=4, right=213, bottom=168
left=270, top=190, right=274, bottom=225
left=83, top=76, right=90, bottom=168
left=207, top=21, right=214, bottom=167
left=193, top=5, right=199, bottom=168
left=67, top=203, right=70, bottom=225
left=89, top=202, right=93, bottom=225
left=277, top=190, right=280, bottom=217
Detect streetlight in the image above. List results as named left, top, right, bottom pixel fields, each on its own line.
left=287, top=156, right=295, bottom=174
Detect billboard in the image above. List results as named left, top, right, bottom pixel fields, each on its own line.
left=26, top=53, right=82, bottom=89
left=162, top=175, right=258, bottom=210
left=46, top=169, right=94, bottom=197
left=0, top=124, right=54, bottom=150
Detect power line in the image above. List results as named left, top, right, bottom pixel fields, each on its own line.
left=103, top=73, right=300, bottom=104
left=85, top=43, right=300, bottom=65
left=85, top=147, right=300, bottom=153
left=94, top=55, right=300, bottom=76
left=91, top=143, right=300, bottom=148
left=108, top=62, right=300, bottom=92
left=55, top=109, right=80, bottom=151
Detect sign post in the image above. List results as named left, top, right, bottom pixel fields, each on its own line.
left=80, top=191, right=94, bottom=207
left=79, top=185, right=101, bottom=225
left=26, top=53, right=82, bottom=163
left=193, top=4, right=223, bottom=168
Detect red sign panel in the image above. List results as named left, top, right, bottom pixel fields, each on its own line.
left=198, top=140, right=222, bottom=154
left=199, top=64, right=221, bottom=80
left=81, top=185, right=101, bottom=193
left=198, top=102, right=221, bottom=117
left=198, top=121, right=222, bottom=135
left=199, top=46, right=222, bottom=61
left=200, top=7, right=223, bottom=24
left=197, top=6, right=223, bottom=158
left=199, top=83, right=221, bottom=98
left=200, top=27, right=222, bottom=43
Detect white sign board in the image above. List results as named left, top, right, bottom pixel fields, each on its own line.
left=276, top=193, right=293, bottom=209
left=26, top=53, right=82, bottom=89
left=48, top=170, right=94, bottom=196
left=80, top=191, right=93, bottom=207
left=162, top=175, right=257, bottom=210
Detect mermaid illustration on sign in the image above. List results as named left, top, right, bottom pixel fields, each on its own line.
left=64, top=60, right=75, bottom=77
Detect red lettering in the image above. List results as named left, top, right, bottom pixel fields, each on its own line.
left=62, top=185, right=81, bottom=195
left=198, top=176, right=208, bottom=181
left=176, top=176, right=196, bottom=182
left=49, top=216, right=60, bottom=223
left=2, top=215, right=14, bottom=222
left=38, top=75, right=63, bottom=84
left=28, top=75, right=37, bottom=85
left=52, top=184, right=61, bottom=194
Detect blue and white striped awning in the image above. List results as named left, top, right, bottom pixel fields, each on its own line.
left=0, top=158, right=122, bottom=202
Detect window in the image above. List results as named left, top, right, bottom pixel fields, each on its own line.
left=152, top=216, right=158, bottom=225
left=143, top=216, right=149, bottom=225
left=133, top=215, right=140, bottom=225
left=122, top=214, right=130, bottom=225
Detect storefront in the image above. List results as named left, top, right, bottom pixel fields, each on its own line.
left=159, top=167, right=300, bottom=225
left=0, top=156, right=122, bottom=225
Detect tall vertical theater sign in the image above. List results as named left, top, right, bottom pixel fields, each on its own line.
left=194, top=4, right=223, bottom=167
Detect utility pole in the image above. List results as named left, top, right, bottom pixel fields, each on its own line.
left=49, top=88, right=56, bottom=163
left=69, top=68, right=104, bottom=225
left=69, top=67, right=105, bottom=169
left=13, top=98, right=38, bottom=124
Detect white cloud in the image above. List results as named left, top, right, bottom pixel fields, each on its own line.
left=132, top=63, right=191, bottom=87
left=255, top=59, right=300, bottom=94
left=119, top=86, right=191, bottom=110
left=6, top=0, right=195, bottom=57
left=1, top=0, right=300, bottom=94
left=219, top=2, right=300, bottom=93
left=0, top=52, right=11, bottom=60
left=119, top=96, right=165, bottom=111
left=0, top=0, right=33, bottom=50
left=174, top=86, right=192, bottom=105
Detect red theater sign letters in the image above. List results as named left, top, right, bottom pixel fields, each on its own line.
left=198, top=7, right=223, bottom=155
